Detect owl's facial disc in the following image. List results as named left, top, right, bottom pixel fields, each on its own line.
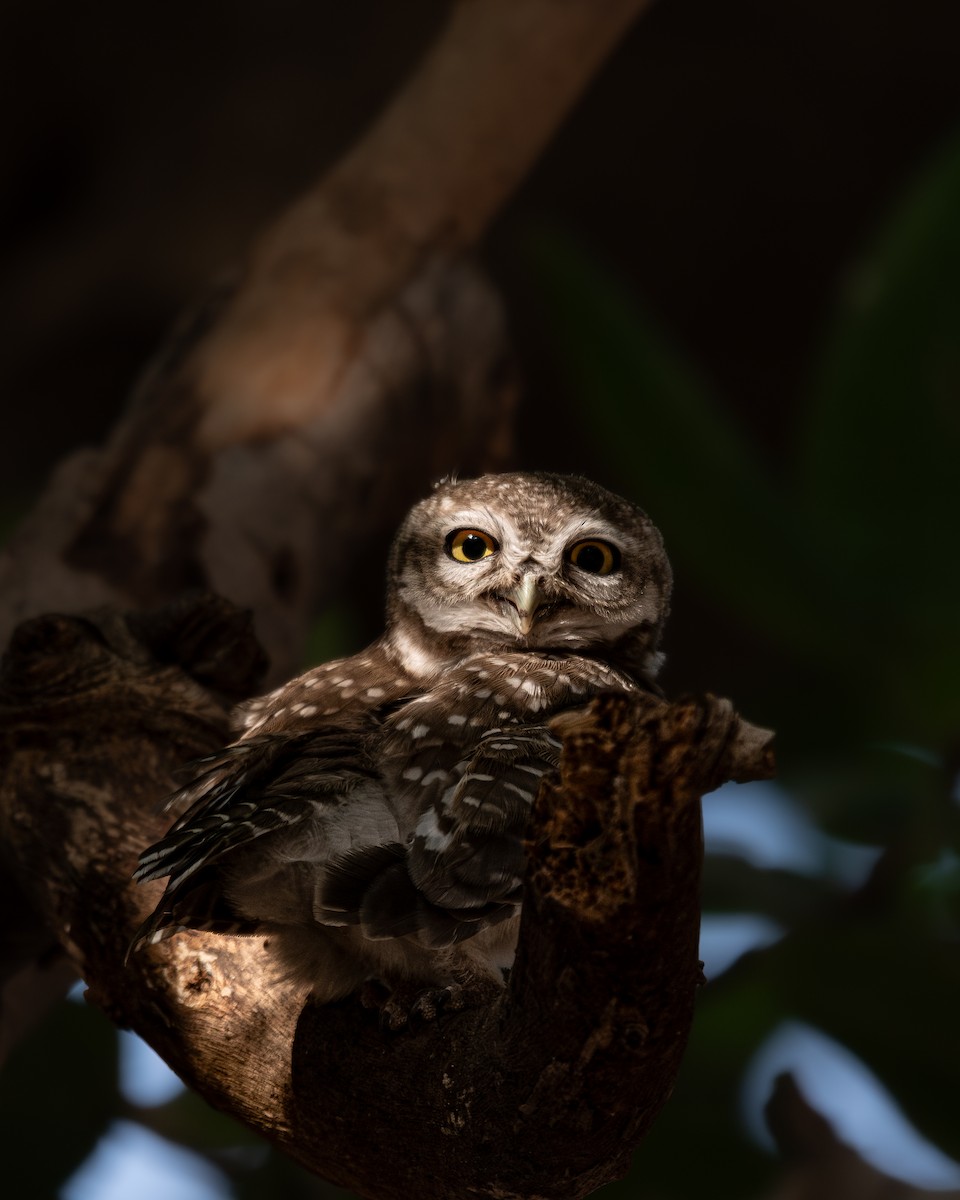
left=429, top=515, right=637, bottom=649
left=387, top=474, right=672, bottom=675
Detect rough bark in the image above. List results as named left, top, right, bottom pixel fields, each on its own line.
left=0, top=598, right=773, bottom=1199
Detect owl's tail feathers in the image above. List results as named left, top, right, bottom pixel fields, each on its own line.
left=127, top=873, right=263, bottom=962
left=319, top=843, right=421, bottom=938
left=321, top=844, right=518, bottom=945
left=320, top=843, right=512, bottom=949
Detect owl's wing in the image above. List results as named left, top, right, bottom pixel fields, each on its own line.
left=321, top=720, right=561, bottom=948
left=131, top=726, right=378, bottom=947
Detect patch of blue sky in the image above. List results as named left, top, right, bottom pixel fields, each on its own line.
left=741, top=1021, right=960, bottom=1190
left=698, top=913, right=785, bottom=979
left=704, top=779, right=882, bottom=888
left=61, top=1120, right=232, bottom=1200
left=118, top=1028, right=187, bottom=1107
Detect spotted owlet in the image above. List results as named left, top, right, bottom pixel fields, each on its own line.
left=134, top=472, right=672, bottom=1024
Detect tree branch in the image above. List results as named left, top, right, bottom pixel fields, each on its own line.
left=0, top=599, right=773, bottom=1198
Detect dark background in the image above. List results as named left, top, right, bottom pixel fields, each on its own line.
left=4, top=0, right=960, bottom=695
left=2, top=2, right=959, bottom=1197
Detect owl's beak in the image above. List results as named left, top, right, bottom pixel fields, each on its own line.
left=507, top=574, right=547, bottom=636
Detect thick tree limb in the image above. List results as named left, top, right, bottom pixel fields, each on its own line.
left=0, top=598, right=773, bottom=1198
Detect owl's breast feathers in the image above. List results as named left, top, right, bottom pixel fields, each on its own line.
left=133, top=645, right=639, bottom=956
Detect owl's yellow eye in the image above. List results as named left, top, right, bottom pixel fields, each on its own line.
left=446, top=528, right=499, bottom=563
left=567, top=539, right=620, bottom=575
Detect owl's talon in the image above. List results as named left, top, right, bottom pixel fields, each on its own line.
left=362, top=980, right=469, bottom=1032
left=381, top=1001, right=410, bottom=1032
left=409, top=988, right=443, bottom=1023
left=437, top=983, right=466, bottom=1012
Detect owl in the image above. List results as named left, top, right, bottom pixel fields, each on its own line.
left=133, top=472, right=672, bottom=1026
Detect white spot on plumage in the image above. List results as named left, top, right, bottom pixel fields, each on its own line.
left=504, top=782, right=534, bottom=803
left=421, top=769, right=450, bottom=787
left=415, top=808, right=456, bottom=853
left=391, top=626, right=442, bottom=679
left=447, top=714, right=467, bottom=726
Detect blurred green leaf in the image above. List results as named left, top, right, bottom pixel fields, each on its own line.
left=802, top=132, right=960, bottom=568
left=135, top=1086, right=264, bottom=1153
left=302, top=605, right=363, bottom=669
left=800, top=132, right=960, bottom=738
left=0, top=996, right=119, bottom=1196
left=789, top=742, right=949, bottom=847
left=702, top=856, right=843, bottom=925
left=633, top=910, right=960, bottom=1197
left=614, top=969, right=785, bottom=1198
left=766, top=920, right=960, bottom=1163
left=906, top=851, right=960, bottom=934
left=232, top=1149, right=356, bottom=1199
left=523, top=223, right=840, bottom=660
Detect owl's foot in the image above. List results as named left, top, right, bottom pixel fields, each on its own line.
left=358, top=979, right=471, bottom=1032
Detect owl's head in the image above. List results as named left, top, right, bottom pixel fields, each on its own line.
left=386, top=472, right=672, bottom=682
